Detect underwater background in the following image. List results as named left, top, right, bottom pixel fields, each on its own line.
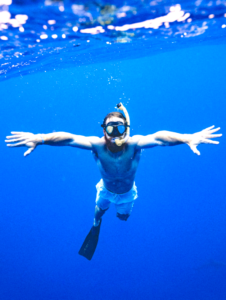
left=1, top=0, right=226, bottom=299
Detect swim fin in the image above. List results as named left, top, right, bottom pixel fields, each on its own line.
left=78, top=219, right=102, bottom=260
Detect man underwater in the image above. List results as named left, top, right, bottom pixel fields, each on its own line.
left=5, top=103, right=222, bottom=260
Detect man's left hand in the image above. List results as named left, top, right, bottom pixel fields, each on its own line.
left=187, top=125, right=222, bottom=155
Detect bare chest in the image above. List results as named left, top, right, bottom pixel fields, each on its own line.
left=94, top=146, right=140, bottom=178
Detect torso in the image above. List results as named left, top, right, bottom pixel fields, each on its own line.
left=92, top=137, right=141, bottom=194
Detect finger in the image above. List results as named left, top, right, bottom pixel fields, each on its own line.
left=24, top=148, right=34, bottom=157
left=5, top=138, right=24, bottom=143
left=203, top=139, right=219, bottom=144
left=6, top=141, right=26, bottom=147
left=189, top=144, right=200, bottom=156
left=203, top=125, right=215, bottom=131
left=11, top=131, right=26, bottom=134
left=194, top=149, right=200, bottom=155
left=6, top=135, right=22, bottom=139
left=193, top=148, right=200, bottom=155
left=193, top=149, right=200, bottom=155
left=205, top=134, right=222, bottom=139
left=208, top=127, right=221, bottom=134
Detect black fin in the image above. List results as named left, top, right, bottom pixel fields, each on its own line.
left=78, top=219, right=102, bottom=260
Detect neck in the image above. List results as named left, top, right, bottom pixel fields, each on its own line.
left=105, top=136, right=125, bottom=153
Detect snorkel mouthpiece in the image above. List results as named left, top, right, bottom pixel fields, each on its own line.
left=115, top=103, right=130, bottom=147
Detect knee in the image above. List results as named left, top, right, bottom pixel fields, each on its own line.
left=116, top=212, right=130, bottom=221
left=95, top=205, right=101, bottom=214
left=95, top=206, right=109, bottom=220
left=95, top=205, right=109, bottom=214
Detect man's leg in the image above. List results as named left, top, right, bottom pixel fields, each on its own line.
left=94, top=179, right=113, bottom=226
left=116, top=212, right=130, bottom=221
left=94, top=205, right=109, bottom=226
left=115, top=201, right=134, bottom=221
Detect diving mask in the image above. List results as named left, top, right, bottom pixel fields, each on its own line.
left=102, top=121, right=128, bottom=137
left=101, top=103, right=130, bottom=146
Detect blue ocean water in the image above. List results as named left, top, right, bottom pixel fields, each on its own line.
left=1, top=0, right=226, bottom=299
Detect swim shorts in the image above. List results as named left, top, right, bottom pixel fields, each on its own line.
left=95, top=179, right=138, bottom=215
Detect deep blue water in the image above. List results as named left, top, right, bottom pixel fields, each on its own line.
left=1, top=0, right=226, bottom=299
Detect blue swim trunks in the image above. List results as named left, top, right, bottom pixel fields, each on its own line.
left=95, top=179, right=138, bottom=215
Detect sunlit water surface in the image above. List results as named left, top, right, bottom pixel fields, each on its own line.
left=0, top=0, right=226, bottom=80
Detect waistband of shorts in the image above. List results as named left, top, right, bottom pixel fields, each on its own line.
left=100, top=179, right=136, bottom=195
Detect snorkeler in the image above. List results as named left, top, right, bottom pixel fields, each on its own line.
left=5, top=103, right=222, bottom=260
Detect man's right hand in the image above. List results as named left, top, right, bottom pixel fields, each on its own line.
left=5, top=132, right=43, bottom=156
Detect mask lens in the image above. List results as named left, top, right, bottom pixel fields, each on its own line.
left=117, top=125, right=126, bottom=134
left=106, top=125, right=114, bottom=134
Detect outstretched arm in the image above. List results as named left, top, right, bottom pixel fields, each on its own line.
left=5, top=131, right=100, bottom=157
left=136, top=125, right=222, bottom=155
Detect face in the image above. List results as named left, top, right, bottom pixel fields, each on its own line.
left=104, top=116, right=126, bottom=144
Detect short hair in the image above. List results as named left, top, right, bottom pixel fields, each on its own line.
left=102, top=112, right=126, bottom=126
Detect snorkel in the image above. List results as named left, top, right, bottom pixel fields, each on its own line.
left=115, top=103, right=130, bottom=147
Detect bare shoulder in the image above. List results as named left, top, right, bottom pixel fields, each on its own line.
left=126, top=135, right=144, bottom=152
left=128, top=135, right=143, bottom=146
left=90, top=136, right=105, bottom=149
